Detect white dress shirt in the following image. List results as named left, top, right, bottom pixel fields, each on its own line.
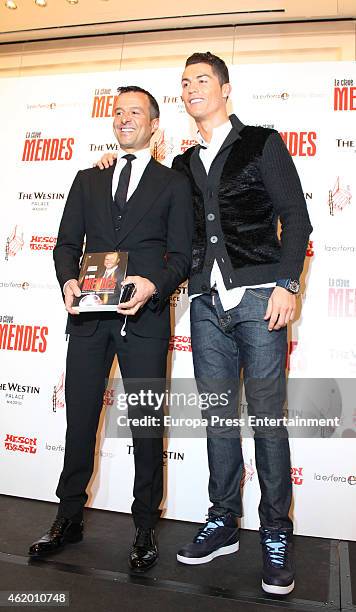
left=191, top=120, right=275, bottom=311
left=112, top=146, right=151, bottom=201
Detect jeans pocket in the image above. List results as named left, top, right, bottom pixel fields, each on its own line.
left=246, top=287, right=274, bottom=301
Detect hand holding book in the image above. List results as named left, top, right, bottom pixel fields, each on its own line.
left=117, top=276, right=157, bottom=316
left=64, top=279, right=82, bottom=315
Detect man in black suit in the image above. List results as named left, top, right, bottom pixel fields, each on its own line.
left=28, top=86, right=193, bottom=572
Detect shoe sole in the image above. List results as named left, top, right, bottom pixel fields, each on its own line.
left=177, top=541, right=239, bottom=565
left=262, top=579, right=295, bottom=595
left=28, top=534, right=83, bottom=557
left=128, top=557, right=158, bottom=573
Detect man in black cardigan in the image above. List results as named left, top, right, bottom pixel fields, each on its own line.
left=96, top=54, right=312, bottom=594
left=173, top=52, right=312, bottom=596
left=28, top=86, right=193, bottom=572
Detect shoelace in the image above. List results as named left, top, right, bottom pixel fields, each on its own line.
left=48, top=517, right=68, bottom=536
left=194, top=516, right=226, bottom=543
left=263, top=532, right=288, bottom=567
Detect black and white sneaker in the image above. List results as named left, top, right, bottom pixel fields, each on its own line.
left=260, top=528, right=295, bottom=595
left=177, top=513, right=239, bottom=565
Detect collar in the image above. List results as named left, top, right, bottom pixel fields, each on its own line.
left=197, top=119, right=232, bottom=148
left=117, top=146, right=151, bottom=162
left=228, top=114, right=245, bottom=134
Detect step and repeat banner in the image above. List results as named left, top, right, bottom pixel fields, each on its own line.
left=0, top=62, right=355, bottom=541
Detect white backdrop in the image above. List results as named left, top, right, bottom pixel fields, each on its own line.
left=0, top=62, right=355, bottom=541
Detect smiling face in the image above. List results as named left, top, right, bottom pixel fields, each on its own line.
left=104, top=252, right=119, bottom=269
left=113, top=91, right=159, bottom=153
left=181, top=62, right=231, bottom=124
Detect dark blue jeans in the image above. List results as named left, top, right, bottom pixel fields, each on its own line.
left=191, top=288, right=293, bottom=531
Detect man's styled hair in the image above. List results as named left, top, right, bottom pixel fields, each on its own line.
left=116, top=85, right=160, bottom=119
left=185, top=52, right=230, bottom=86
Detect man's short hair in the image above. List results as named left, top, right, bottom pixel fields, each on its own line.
left=185, top=52, right=230, bottom=86
left=116, top=85, right=160, bottom=119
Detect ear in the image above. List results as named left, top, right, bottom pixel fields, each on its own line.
left=151, top=118, right=159, bottom=134
left=222, top=83, right=232, bottom=99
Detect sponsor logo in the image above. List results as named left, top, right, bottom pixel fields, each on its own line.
left=89, top=142, right=119, bottom=152
left=335, top=138, right=355, bottom=151
left=18, top=191, right=65, bottom=212
left=22, top=132, right=74, bottom=162
left=241, top=459, right=255, bottom=487
left=52, top=373, right=65, bottom=412
left=18, top=191, right=65, bottom=200
left=151, top=129, right=174, bottom=162
left=324, top=243, right=356, bottom=255
left=0, top=280, right=57, bottom=291
left=5, top=225, right=24, bottom=260
left=170, top=283, right=188, bottom=308
left=26, top=101, right=82, bottom=111
left=328, top=279, right=356, bottom=317
left=181, top=138, right=198, bottom=153
left=333, top=79, right=356, bottom=111
left=291, top=466, right=304, bottom=485
left=0, top=382, right=40, bottom=406
left=127, top=444, right=184, bottom=463
left=0, top=317, right=48, bottom=353
left=328, top=348, right=356, bottom=377
left=91, top=89, right=121, bottom=118
left=163, top=449, right=185, bottom=465
left=30, top=235, right=57, bottom=251
left=169, top=335, right=192, bottom=352
left=4, top=433, right=37, bottom=454
left=0, top=280, right=29, bottom=290
left=45, top=442, right=65, bottom=453
left=328, top=177, right=352, bottom=215
left=314, top=472, right=356, bottom=485
left=279, top=131, right=317, bottom=157
left=26, top=102, right=57, bottom=111
left=161, top=95, right=186, bottom=113
left=252, top=91, right=324, bottom=102
left=253, top=92, right=289, bottom=101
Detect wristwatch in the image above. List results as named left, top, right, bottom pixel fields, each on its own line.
left=276, top=279, right=300, bottom=294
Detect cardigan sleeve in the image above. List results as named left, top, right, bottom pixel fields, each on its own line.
left=260, top=131, right=313, bottom=279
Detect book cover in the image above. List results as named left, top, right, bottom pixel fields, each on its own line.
left=72, top=251, right=128, bottom=312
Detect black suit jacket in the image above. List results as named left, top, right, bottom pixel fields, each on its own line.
left=53, top=157, right=193, bottom=338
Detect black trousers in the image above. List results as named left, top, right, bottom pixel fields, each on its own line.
left=56, top=317, right=168, bottom=528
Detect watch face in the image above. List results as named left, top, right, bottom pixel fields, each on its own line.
left=287, top=280, right=300, bottom=294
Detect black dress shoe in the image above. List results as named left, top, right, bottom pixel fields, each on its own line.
left=129, top=527, right=158, bottom=572
left=28, top=517, right=83, bottom=557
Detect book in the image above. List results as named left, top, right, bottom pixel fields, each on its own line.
left=72, top=251, right=128, bottom=312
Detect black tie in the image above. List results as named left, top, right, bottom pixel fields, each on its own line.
left=114, top=154, right=136, bottom=211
